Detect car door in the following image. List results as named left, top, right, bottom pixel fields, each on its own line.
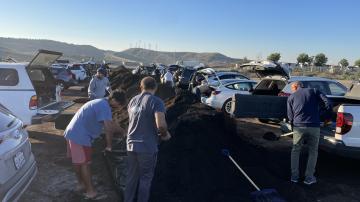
left=0, top=67, right=34, bottom=124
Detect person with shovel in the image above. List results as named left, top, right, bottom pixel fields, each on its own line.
left=287, top=81, right=330, bottom=185
left=64, top=91, right=126, bottom=200
left=125, top=76, right=171, bottom=202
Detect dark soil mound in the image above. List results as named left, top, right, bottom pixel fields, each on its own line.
left=109, top=67, right=176, bottom=129
left=109, top=66, right=143, bottom=91
left=150, top=101, right=252, bottom=202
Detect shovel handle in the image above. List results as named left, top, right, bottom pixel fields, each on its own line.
left=222, top=149, right=261, bottom=191
left=280, top=132, right=294, bottom=137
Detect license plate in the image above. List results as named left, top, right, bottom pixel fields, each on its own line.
left=14, top=152, right=26, bottom=170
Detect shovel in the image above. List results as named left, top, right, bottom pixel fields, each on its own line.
left=263, top=132, right=294, bottom=141
left=221, top=149, right=286, bottom=202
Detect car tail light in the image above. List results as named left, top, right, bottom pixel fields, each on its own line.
left=336, top=112, right=353, bottom=135
left=212, top=90, right=221, bottom=95
left=278, top=92, right=291, bottom=97
left=29, top=95, right=38, bottom=110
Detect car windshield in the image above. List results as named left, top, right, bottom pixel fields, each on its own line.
left=0, top=105, right=17, bottom=132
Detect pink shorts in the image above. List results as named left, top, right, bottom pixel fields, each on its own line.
left=66, top=140, right=92, bottom=165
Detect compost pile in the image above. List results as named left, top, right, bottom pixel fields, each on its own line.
left=109, top=66, right=176, bottom=128
left=106, top=68, right=278, bottom=202
left=149, top=91, right=255, bottom=202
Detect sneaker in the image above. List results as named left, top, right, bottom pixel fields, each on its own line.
left=290, top=176, right=299, bottom=183
left=304, top=176, right=317, bottom=185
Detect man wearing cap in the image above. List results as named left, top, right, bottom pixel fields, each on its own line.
left=88, top=68, right=110, bottom=100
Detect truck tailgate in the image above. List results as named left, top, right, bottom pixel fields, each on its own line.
left=31, top=101, right=74, bottom=124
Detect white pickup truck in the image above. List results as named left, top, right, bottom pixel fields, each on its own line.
left=0, top=50, right=73, bottom=125
left=231, top=83, right=360, bottom=159
left=317, top=84, right=360, bottom=158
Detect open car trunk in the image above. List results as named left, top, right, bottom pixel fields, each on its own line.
left=240, top=61, right=290, bottom=79
left=27, top=66, right=57, bottom=107
left=26, top=50, right=62, bottom=108
left=26, top=50, right=74, bottom=120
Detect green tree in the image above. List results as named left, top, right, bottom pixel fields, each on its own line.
left=355, top=59, right=360, bottom=67
left=314, top=53, right=328, bottom=66
left=339, top=58, right=349, bottom=67
left=267, top=53, right=281, bottom=62
left=297, top=53, right=310, bottom=64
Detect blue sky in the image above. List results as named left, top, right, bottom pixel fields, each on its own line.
left=1, top=0, right=359, bottom=64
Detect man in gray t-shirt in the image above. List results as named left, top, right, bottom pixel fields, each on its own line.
left=125, top=76, right=171, bottom=202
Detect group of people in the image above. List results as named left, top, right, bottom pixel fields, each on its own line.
left=64, top=68, right=330, bottom=200
left=65, top=75, right=170, bottom=201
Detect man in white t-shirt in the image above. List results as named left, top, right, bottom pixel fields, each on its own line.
left=163, top=70, right=174, bottom=87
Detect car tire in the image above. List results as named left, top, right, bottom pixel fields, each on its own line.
left=222, top=99, right=232, bottom=114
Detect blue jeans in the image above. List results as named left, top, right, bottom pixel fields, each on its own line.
left=291, top=127, right=320, bottom=179
left=124, top=152, right=157, bottom=202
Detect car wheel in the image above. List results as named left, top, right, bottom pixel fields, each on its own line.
left=222, top=99, right=232, bottom=114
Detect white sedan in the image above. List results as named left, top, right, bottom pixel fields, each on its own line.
left=201, top=79, right=257, bottom=114
left=67, top=64, right=87, bottom=81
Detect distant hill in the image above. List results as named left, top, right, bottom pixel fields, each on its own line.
left=115, top=48, right=239, bottom=65
left=0, top=37, right=242, bottom=65
left=0, top=37, right=106, bottom=62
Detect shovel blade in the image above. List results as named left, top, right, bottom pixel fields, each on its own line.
left=250, top=189, right=286, bottom=202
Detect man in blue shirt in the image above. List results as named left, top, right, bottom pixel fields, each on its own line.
left=287, top=81, right=330, bottom=185
left=64, top=91, right=126, bottom=199
left=125, top=77, right=171, bottom=202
